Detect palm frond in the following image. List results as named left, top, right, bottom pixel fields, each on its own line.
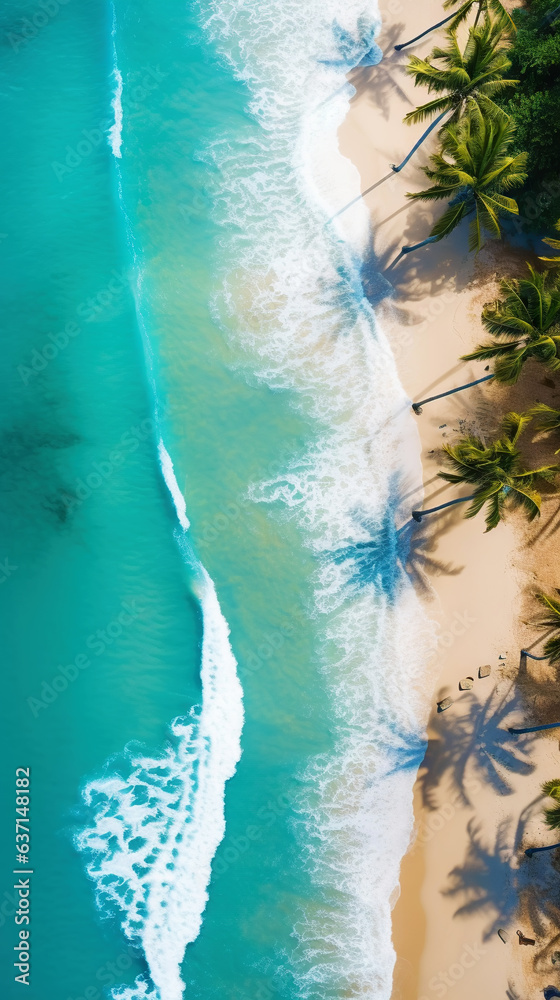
left=544, top=635, right=560, bottom=666
left=528, top=403, right=560, bottom=433
left=542, top=780, right=560, bottom=800
left=501, top=410, right=531, bottom=445
left=430, top=202, right=469, bottom=240
left=545, top=805, right=560, bottom=831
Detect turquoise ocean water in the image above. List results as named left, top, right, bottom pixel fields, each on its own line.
left=0, top=1, right=433, bottom=998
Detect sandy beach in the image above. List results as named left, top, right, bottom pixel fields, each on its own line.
left=338, top=2, right=560, bottom=998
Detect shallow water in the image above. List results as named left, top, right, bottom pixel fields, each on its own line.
left=0, top=1, right=431, bottom=998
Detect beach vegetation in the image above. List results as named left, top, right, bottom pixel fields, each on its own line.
left=413, top=412, right=559, bottom=529
left=461, top=265, right=560, bottom=382
left=542, top=779, right=560, bottom=830
left=530, top=592, right=560, bottom=664
left=403, top=104, right=527, bottom=254
left=496, top=0, right=560, bottom=231
left=393, top=18, right=517, bottom=173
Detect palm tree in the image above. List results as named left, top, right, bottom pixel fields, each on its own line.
left=412, top=412, right=559, bottom=530
left=399, top=105, right=527, bottom=258
left=394, top=0, right=516, bottom=52
left=462, top=267, right=560, bottom=383
left=393, top=19, right=517, bottom=173
left=525, top=780, right=560, bottom=856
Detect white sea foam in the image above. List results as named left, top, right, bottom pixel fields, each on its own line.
left=109, top=67, right=123, bottom=159
left=76, top=507, right=243, bottom=1000
left=198, top=1, right=435, bottom=997
left=108, top=4, right=123, bottom=159
left=158, top=441, right=190, bottom=531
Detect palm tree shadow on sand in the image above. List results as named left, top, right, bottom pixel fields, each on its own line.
left=397, top=509, right=464, bottom=595
left=345, top=23, right=409, bottom=121
left=443, top=801, right=560, bottom=942
left=419, top=687, right=536, bottom=811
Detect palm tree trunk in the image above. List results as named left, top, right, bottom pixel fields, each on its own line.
left=391, top=236, right=440, bottom=267
left=509, top=721, right=560, bottom=735
left=392, top=110, right=451, bottom=173
left=412, top=374, right=494, bottom=413
left=412, top=494, right=477, bottom=523
left=521, top=650, right=548, bottom=661
left=394, top=10, right=464, bottom=51
left=525, top=842, right=560, bottom=857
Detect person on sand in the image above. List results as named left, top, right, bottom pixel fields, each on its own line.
left=516, top=930, right=535, bottom=945
left=544, top=987, right=560, bottom=999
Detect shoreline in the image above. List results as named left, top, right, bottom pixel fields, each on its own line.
left=338, top=3, right=560, bottom=998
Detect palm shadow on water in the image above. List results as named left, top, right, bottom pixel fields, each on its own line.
left=329, top=475, right=463, bottom=605
left=443, top=802, right=560, bottom=943
left=419, top=688, right=536, bottom=812
left=321, top=19, right=384, bottom=70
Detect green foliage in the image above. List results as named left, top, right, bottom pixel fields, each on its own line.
left=532, top=592, right=560, bottom=664
left=442, top=0, right=517, bottom=33
left=462, top=265, right=560, bottom=381
left=404, top=18, right=517, bottom=127
left=438, top=411, right=559, bottom=530
left=497, top=0, right=560, bottom=230
left=407, top=102, right=527, bottom=251
left=542, top=778, right=560, bottom=829
left=528, top=403, right=560, bottom=449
